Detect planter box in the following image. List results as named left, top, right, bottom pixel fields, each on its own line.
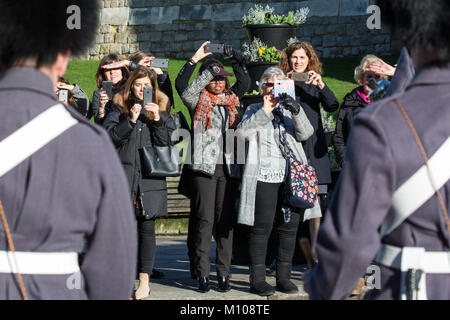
left=245, top=24, right=298, bottom=50
left=246, top=61, right=278, bottom=92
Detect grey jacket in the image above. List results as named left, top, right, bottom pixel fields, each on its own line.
left=0, top=68, right=137, bottom=300
left=236, top=102, right=322, bottom=226
left=305, top=64, right=450, bottom=300
left=181, top=69, right=242, bottom=178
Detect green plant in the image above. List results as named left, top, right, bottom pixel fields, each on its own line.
left=242, top=4, right=309, bottom=25
left=242, top=38, right=282, bottom=63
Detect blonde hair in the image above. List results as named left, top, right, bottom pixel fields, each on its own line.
left=354, top=55, right=389, bottom=84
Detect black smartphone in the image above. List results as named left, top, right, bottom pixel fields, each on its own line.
left=143, top=86, right=153, bottom=106
left=149, top=58, right=169, bottom=68
left=205, top=43, right=225, bottom=54
left=292, top=72, right=310, bottom=82
left=58, top=89, right=68, bottom=103
left=102, top=81, right=113, bottom=100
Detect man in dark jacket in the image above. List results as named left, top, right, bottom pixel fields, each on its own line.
left=304, top=0, right=450, bottom=300
left=0, top=0, right=137, bottom=300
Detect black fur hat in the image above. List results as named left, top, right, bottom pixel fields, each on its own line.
left=377, top=0, right=450, bottom=60
left=0, top=0, right=100, bottom=70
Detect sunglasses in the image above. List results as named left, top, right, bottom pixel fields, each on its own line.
left=264, top=82, right=274, bottom=88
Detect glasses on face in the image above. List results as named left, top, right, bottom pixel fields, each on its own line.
left=264, top=82, right=274, bottom=88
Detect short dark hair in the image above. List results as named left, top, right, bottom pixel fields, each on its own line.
left=377, top=0, right=450, bottom=60
left=0, top=0, right=100, bottom=70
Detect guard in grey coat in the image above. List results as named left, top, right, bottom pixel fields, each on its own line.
left=0, top=0, right=137, bottom=300
left=304, top=0, right=450, bottom=300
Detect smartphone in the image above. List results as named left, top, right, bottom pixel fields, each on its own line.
left=273, top=80, right=296, bottom=101
left=58, top=89, right=68, bottom=103
left=150, top=58, right=169, bottom=68
left=143, top=86, right=153, bottom=106
left=205, top=43, right=225, bottom=54
left=292, top=72, right=310, bottom=82
left=102, top=81, right=113, bottom=100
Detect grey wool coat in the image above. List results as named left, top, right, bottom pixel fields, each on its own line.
left=236, top=102, right=322, bottom=226
left=305, top=63, right=450, bottom=300
left=181, top=69, right=242, bottom=178
left=0, top=68, right=137, bottom=300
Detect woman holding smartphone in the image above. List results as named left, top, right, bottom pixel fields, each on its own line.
left=102, top=66, right=176, bottom=300
left=92, top=54, right=129, bottom=124
left=175, top=41, right=250, bottom=293
left=237, top=67, right=314, bottom=296
left=278, top=41, right=339, bottom=260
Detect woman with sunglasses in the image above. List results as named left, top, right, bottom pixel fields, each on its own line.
left=334, top=55, right=390, bottom=168
left=237, top=67, right=314, bottom=296
left=102, top=66, right=176, bottom=300
left=175, top=41, right=250, bottom=293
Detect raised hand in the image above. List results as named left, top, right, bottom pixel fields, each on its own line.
left=279, top=93, right=300, bottom=115
left=101, top=60, right=129, bottom=70
left=306, top=71, right=325, bottom=90
left=369, top=58, right=396, bottom=77
left=143, top=103, right=160, bottom=121
left=130, top=103, right=142, bottom=123
left=191, top=41, right=213, bottom=64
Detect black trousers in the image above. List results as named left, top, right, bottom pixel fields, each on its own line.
left=249, top=181, right=301, bottom=266
left=189, top=164, right=239, bottom=278
left=137, top=218, right=156, bottom=275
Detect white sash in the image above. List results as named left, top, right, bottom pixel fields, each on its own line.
left=0, top=103, right=78, bottom=178
left=380, top=137, right=450, bottom=236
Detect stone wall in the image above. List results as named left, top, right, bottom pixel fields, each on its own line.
left=81, top=0, right=391, bottom=60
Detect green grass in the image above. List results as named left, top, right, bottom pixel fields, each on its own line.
left=64, top=54, right=399, bottom=124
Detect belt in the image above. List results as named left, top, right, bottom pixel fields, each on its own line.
left=0, top=250, right=80, bottom=275
left=375, top=244, right=450, bottom=300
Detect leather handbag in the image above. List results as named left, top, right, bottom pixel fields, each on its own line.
left=140, top=144, right=183, bottom=177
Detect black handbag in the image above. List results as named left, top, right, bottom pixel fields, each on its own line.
left=140, top=145, right=183, bottom=177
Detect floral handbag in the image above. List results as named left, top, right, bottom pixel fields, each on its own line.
left=273, top=108, right=318, bottom=211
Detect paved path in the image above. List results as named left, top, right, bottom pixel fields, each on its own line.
left=138, top=236, right=312, bottom=300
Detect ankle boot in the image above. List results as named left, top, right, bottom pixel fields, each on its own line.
left=276, top=262, right=298, bottom=294
left=249, top=265, right=275, bottom=296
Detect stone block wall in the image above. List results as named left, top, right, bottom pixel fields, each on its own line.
left=80, top=0, right=391, bottom=60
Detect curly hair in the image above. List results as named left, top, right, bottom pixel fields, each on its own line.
left=377, top=0, right=450, bottom=60
left=278, top=41, right=323, bottom=75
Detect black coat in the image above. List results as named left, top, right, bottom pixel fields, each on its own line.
left=334, top=87, right=369, bottom=166
left=103, top=97, right=176, bottom=219
left=294, top=81, right=339, bottom=185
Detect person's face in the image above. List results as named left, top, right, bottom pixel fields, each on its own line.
left=132, top=77, right=152, bottom=100
left=104, top=67, right=123, bottom=85
left=262, top=76, right=283, bottom=102
left=206, top=76, right=226, bottom=95
left=361, top=71, right=381, bottom=95
left=290, top=48, right=309, bottom=73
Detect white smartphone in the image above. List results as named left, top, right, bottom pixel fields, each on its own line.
left=58, top=89, right=68, bottom=103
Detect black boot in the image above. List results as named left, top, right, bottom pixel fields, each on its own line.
left=249, top=265, right=275, bottom=296
left=217, top=275, right=231, bottom=292
left=276, top=262, right=298, bottom=294
left=198, top=277, right=210, bottom=293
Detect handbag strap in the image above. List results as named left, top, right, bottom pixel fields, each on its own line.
left=0, top=200, right=28, bottom=300
left=394, top=99, right=450, bottom=233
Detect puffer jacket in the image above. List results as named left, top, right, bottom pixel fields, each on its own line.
left=334, top=87, right=369, bottom=166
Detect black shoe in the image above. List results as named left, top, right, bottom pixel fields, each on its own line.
left=150, top=268, right=164, bottom=279
left=276, top=262, right=298, bottom=294
left=217, top=276, right=231, bottom=292
left=198, top=277, right=210, bottom=293
left=249, top=265, right=275, bottom=297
